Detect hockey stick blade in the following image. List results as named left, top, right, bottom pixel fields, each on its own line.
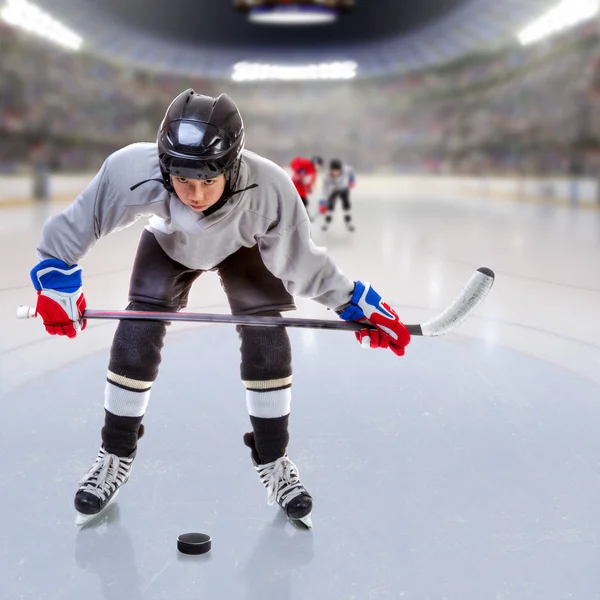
left=16, top=268, right=494, bottom=337
left=419, top=267, right=494, bottom=336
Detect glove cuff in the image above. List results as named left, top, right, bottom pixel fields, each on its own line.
left=338, top=281, right=367, bottom=321
left=31, top=259, right=82, bottom=293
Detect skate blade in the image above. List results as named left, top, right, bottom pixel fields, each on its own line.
left=75, top=490, right=119, bottom=527
left=291, top=514, right=313, bottom=529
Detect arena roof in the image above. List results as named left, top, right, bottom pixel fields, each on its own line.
left=36, top=0, right=560, bottom=78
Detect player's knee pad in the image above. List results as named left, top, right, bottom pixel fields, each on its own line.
left=238, top=313, right=292, bottom=388
left=108, top=301, right=170, bottom=382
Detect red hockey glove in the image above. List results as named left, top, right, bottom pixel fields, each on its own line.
left=354, top=328, right=406, bottom=356
left=338, top=281, right=410, bottom=356
left=30, top=259, right=87, bottom=338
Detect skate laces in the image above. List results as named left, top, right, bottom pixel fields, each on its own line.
left=78, top=448, right=133, bottom=500
left=257, top=456, right=307, bottom=508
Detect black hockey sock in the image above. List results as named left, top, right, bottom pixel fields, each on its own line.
left=101, top=410, right=144, bottom=457
left=249, top=414, right=290, bottom=464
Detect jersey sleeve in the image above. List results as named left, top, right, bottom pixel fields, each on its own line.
left=347, top=165, right=356, bottom=187
left=257, top=170, right=354, bottom=309
left=36, top=153, right=163, bottom=265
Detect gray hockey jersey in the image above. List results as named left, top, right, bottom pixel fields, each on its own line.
left=37, top=143, right=354, bottom=309
left=323, top=163, right=355, bottom=197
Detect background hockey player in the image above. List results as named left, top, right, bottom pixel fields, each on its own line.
left=29, top=89, right=410, bottom=528
left=321, top=158, right=356, bottom=232
left=289, top=155, right=323, bottom=215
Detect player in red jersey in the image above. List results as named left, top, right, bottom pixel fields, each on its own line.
left=290, top=156, right=323, bottom=215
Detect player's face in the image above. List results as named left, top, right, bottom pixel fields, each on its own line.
left=331, top=168, right=342, bottom=178
left=172, top=174, right=227, bottom=212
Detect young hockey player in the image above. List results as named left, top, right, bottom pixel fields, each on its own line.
left=321, top=158, right=356, bottom=232
left=289, top=155, right=323, bottom=213
left=29, top=89, right=411, bottom=528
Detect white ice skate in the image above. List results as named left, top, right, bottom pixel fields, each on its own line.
left=74, top=447, right=135, bottom=527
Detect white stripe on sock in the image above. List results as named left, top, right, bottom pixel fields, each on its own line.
left=104, top=381, right=150, bottom=417
left=246, top=388, right=291, bottom=418
left=242, top=375, right=292, bottom=391
left=107, top=370, right=153, bottom=390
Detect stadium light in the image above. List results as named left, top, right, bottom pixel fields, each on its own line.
left=234, top=1, right=355, bottom=26
left=232, top=61, right=357, bottom=81
left=248, top=5, right=337, bottom=25
left=518, top=0, right=598, bottom=45
left=0, top=0, right=82, bottom=50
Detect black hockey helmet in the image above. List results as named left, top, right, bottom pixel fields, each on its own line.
left=329, top=158, right=342, bottom=171
left=312, top=155, right=323, bottom=167
left=157, top=88, right=245, bottom=188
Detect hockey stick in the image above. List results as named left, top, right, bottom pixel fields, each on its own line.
left=16, top=268, right=494, bottom=337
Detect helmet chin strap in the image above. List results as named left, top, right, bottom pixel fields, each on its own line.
left=129, top=171, right=258, bottom=199
left=221, top=182, right=258, bottom=200
left=129, top=177, right=167, bottom=192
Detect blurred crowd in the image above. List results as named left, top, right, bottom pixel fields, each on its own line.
left=0, top=23, right=215, bottom=173
left=2, top=19, right=600, bottom=176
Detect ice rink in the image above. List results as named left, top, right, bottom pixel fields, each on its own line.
left=2, top=180, right=600, bottom=599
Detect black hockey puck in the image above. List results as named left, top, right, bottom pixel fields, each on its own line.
left=177, top=532, right=211, bottom=555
